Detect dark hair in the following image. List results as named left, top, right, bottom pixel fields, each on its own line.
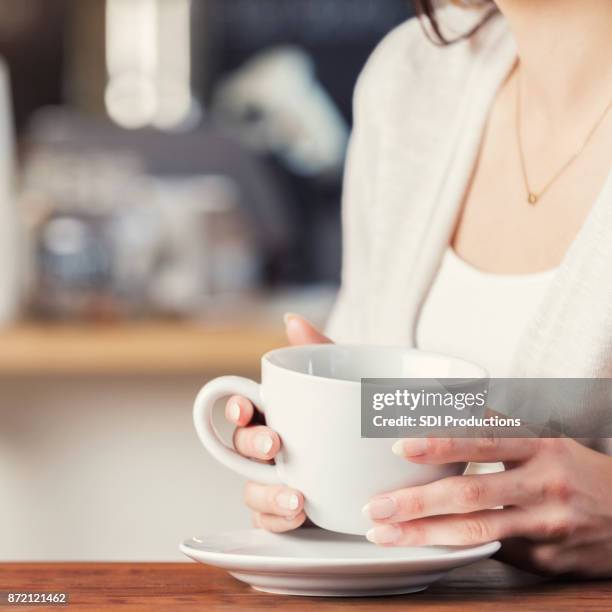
left=413, top=0, right=498, bottom=45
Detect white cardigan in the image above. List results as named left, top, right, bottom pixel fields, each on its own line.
left=327, top=12, right=612, bottom=378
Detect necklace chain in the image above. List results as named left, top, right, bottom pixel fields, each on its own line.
left=515, top=67, right=612, bottom=205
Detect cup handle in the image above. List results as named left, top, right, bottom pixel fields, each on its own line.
left=193, top=375, right=282, bottom=485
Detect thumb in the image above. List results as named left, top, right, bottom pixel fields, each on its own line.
left=283, top=313, right=333, bottom=346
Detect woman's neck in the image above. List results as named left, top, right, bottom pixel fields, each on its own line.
left=495, top=0, right=612, bottom=123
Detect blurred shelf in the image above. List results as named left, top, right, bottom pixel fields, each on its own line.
left=0, top=322, right=287, bottom=376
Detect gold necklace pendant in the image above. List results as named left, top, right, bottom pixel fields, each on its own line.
left=515, top=64, right=612, bottom=208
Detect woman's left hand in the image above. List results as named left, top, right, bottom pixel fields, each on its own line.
left=363, top=437, right=612, bottom=577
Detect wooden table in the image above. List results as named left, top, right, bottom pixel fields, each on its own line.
left=1, top=560, right=610, bottom=611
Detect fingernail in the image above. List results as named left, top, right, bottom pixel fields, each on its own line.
left=392, top=439, right=428, bottom=457
left=228, top=400, right=241, bottom=423
left=277, top=491, right=300, bottom=511
left=366, top=524, right=402, bottom=545
left=283, top=312, right=299, bottom=326
left=362, top=497, right=397, bottom=520
left=255, top=433, right=274, bottom=456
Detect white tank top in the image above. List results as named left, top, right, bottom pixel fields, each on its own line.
left=416, top=248, right=556, bottom=378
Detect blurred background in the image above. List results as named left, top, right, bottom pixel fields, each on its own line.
left=0, top=0, right=412, bottom=560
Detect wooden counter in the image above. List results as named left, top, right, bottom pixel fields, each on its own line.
left=1, top=560, right=610, bottom=611
left=0, top=323, right=286, bottom=375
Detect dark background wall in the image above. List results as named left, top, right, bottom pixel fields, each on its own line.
left=3, top=0, right=414, bottom=286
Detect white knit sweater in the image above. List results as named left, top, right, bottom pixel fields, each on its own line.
left=327, top=11, right=612, bottom=379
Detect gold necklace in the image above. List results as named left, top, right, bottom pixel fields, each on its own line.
left=516, top=70, right=612, bottom=205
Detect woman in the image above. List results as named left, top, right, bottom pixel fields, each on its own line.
left=225, top=0, right=612, bottom=576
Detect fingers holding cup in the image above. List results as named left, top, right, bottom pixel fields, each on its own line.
left=245, top=481, right=305, bottom=518
left=225, top=395, right=255, bottom=427
left=233, top=425, right=281, bottom=461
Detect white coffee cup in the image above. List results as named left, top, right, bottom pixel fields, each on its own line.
left=193, top=344, right=487, bottom=535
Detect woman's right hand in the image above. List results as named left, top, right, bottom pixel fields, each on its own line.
left=224, top=313, right=332, bottom=532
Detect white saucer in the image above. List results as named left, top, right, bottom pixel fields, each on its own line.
left=180, top=528, right=500, bottom=597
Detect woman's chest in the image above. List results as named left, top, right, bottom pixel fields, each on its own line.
left=451, top=82, right=612, bottom=275
left=416, top=249, right=555, bottom=377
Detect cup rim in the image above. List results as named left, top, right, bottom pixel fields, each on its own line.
left=261, top=344, right=489, bottom=386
